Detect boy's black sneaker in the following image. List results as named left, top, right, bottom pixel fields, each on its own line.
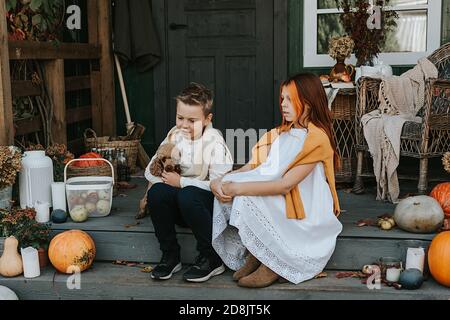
left=151, top=252, right=182, bottom=280
left=183, top=255, right=225, bottom=283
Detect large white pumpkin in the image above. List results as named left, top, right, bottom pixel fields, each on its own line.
left=394, top=196, right=444, bottom=234
left=0, top=286, right=19, bottom=300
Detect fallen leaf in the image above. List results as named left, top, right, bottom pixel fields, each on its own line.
left=124, top=221, right=142, bottom=228
left=336, top=271, right=366, bottom=279
left=141, top=266, right=153, bottom=273
left=356, top=218, right=377, bottom=227
left=315, top=272, right=327, bottom=279
left=117, top=182, right=138, bottom=190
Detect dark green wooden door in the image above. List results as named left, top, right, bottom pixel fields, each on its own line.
left=167, top=0, right=275, bottom=135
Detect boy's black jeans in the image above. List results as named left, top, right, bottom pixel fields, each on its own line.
left=147, top=183, right=221, bottom=265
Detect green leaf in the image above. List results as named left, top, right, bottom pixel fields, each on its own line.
left=29, top=0, right=43, bottom=12
left=6, top=0, right=17, bottom=12
left=32, top=14, right=42, bottom=27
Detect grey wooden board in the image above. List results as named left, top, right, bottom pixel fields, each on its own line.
left=53, top=178, right=437, bottom=240
left=50, top=229, right=431, bottom=271
left=1, top=262, right=449, bottom=300
left=45, top=177, right=440, bottom=269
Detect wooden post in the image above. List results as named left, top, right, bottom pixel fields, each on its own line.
left=43, top=59, right=67, bottom=144
left=0, top=1, right=14, bottom=145
left=88, top=0, right=102, bottom=134
left=98, top=0, right=116, bottom=136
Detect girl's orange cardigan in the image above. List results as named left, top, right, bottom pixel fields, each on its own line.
left=249, top=122, right=341, bottom=220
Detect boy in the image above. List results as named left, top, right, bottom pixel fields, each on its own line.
left=145, top=83, right=233, bottom=282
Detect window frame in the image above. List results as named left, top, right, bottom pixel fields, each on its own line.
left=303, top=0, right=442, bottom=67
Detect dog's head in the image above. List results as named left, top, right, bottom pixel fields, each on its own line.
left=149, top=143, right=182, bottom=177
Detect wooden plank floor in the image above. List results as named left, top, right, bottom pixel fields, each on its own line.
left=53, top=177, right=435, bottom=241
left=2, top=262, right=450, bottom=300
left=2, top=177, right=449, bottom=300
left=46, top=177, right=437, bottom=269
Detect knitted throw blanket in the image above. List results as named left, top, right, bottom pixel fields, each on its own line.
left=361, top=58, right=438, bottom=203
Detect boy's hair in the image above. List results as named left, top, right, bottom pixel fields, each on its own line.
left=176, top=83, right=214, bottom=116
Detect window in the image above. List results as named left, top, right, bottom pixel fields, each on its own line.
left=304, top=0, right=442, bottom=67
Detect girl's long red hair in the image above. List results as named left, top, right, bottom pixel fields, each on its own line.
left=279, top=73, right=340, bottom=170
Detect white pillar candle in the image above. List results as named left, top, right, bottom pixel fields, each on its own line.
left=51, top=182, right=66, bottom=211
left=35, top=201, right=50, bottom=223
left=21, top=247, right=40, bottom=278
left=405, top=247, right=425, bottom=273
left=386, top=268, right=401, bottom=282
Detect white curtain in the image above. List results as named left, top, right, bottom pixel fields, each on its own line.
left=395, top=11, right=427, bottom=52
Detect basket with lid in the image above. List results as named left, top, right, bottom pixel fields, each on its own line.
left=64, top=158, right=114, bottom=218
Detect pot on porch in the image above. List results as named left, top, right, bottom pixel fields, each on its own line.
left=0, top=186, right=12, bottom=210
left=38, top=247, right=49, bottom=268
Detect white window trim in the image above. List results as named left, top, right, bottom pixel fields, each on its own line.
left=304, top=0, right=442, bottom=67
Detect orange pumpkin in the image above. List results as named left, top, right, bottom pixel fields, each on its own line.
left=71, top=152, right=105, bottom=167
left=48, top=230, right=96, bottom=274
left=428, top=231, right=450, bottom=287
left=430, top=183, right=450, bottom=217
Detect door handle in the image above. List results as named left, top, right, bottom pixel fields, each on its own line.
left=170, top=23, right=188, bottom=30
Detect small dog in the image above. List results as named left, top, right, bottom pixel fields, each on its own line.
left=136, top=143, right=182, bottom=219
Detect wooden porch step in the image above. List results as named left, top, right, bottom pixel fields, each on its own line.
left=1, top=262, right=449, bottom=300
left=49, top=178, right=435, bottom=271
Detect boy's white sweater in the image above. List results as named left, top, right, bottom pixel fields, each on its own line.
left=145, top=123, right=234, bottom=191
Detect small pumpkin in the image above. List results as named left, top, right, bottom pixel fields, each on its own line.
left=51, top=209, right=68, bottom=224
left=0, top=286, right=19, bottom=300
left=394, top=196, right=444, bottom=234
left=399, top=268, right=424, bottom=290
left=71, top=152, right=105, bottom=168
left=430, top=183, right=450, bottom=217
left=0, top=236, right=23, bottom=277
left=48, top=230, right=96, bottom=274
left=69, top=205, right=89, bottom=223
left=428, top=231, right=450, bottom=287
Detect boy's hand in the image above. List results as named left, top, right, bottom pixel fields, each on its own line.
left=211, top=178, right=233, bottom=203
left=162, top=171, right=181, bottom=188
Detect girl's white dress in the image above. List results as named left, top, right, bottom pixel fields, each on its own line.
left=212, top=128, right=343, bottom=284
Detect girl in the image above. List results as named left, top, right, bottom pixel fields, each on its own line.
left=211, top=73, right=343, bottom=288
left=146, top=83, right=233, bottom=282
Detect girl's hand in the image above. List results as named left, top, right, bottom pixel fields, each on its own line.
left=222, top=182, right=239, bottom=197
left=211, top=178, right=233, bottom=203
left=162, top=171, right=181, bottom=188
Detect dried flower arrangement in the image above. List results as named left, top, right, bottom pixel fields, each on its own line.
left=6, top=0, right=65, bottom=42
left=328, top=36, right=355, bottom=60
left=335, top=0, right=398, bottom=66
left=26, top=143, right=74, bottom=182
left=443, top=152, right=450, bottom=174
left=0, top=146, right=22, bottom=190
left=0, top=207, right=51, bottom=249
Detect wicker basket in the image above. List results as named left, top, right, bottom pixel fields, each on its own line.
left=66, top=160, right=118, bottom=195
left=66, top=162, right=113, bottom=180
left=84, top=128, right=140, bottom=173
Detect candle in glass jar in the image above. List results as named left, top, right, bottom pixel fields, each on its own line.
left=21, top=247, right=40, bottom=278
left=51, top=182, right=66, bottom=211
left=386, top=267, right=401, bottom=282
left=406, top=247, right=425, bottom=273
left=35, top=201, right=50, bottom=223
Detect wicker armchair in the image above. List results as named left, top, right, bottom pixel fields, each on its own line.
left=353, top=42, right=450, bottom=195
